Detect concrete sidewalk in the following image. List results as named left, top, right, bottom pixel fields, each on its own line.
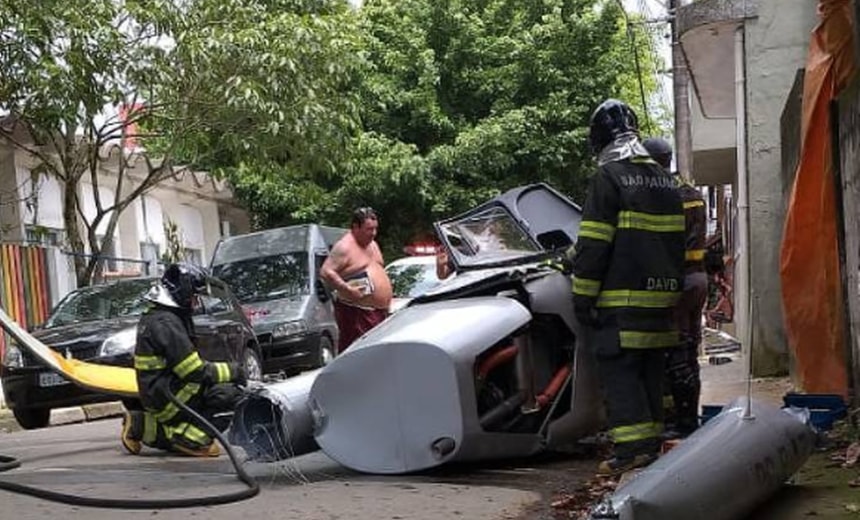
left=0, top=401, right=124, bottom=433
left=699, top=351, right=794, bottom=408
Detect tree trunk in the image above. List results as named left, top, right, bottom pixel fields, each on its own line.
left=62, top=177, right=89, bottom=287
left=82, top=207, right=123, bottom=285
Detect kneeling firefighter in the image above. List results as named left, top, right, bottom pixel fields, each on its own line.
left=121, top=263, right=246, bottom=457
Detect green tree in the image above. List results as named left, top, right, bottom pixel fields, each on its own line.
left=161, top=219, right=184, bottom=264
left=229, top=0, right=667, bottom=261
left=0, top=0, right=362, bottom=285
left=356, top=0, right=667, bottom=256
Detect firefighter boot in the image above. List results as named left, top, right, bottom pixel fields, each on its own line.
left=597, top=453, right=658, bottom=477
left=173, top=442, right=221, bottom=458
left=120, top=410, right=144, bottom=455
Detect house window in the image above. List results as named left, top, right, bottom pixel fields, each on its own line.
left=25, top=226, right=63, bottom=247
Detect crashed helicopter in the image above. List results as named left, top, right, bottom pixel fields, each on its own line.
left=228, top=182, right=607, bottom=473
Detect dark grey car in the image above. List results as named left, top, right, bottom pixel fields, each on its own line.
left=210, top=224, right=345, bottom=377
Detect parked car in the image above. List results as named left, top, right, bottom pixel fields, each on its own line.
left=210, top=224, right=345, bottom=377
left=0, top=276, right=262, bottom=430
left=385, top=255, right=450, bottom=313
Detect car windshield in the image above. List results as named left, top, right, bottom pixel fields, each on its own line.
left=43, top=279, right=153, bottom=329
left=212, top=252, right=310, bottom=303
left=439, top=205, right=541, bottom=268
left=387, top=261, right=442, bottom=298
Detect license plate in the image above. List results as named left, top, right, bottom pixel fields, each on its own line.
left=38, top=372, right=70, bottom=388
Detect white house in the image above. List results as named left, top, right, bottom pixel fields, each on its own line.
left=0, top=137, right=251, bottom=300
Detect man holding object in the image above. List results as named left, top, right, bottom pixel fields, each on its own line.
left=321, top=207, right=392, bottom=354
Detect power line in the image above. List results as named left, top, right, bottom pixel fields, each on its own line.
left=637, top=0, right=673, bottom=128
left=615, top=0, right=652, bottom=135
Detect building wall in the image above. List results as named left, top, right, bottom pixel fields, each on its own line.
left=744, top=0, right=818, bottom=375
left=0, top=143, right=249, bottom=289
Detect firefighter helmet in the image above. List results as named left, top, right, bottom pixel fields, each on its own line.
left=588, top=99, right=639, bottom=154
left=642, top=137, right=673, bottom=169
left=147, top=263, right=209, bottom=309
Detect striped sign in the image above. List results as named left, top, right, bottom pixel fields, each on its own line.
left=0, top=244, right=52, bottom=363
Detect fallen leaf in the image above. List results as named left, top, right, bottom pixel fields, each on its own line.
left=843, top=442, right=860, bottom=468
left=844, top=503, right=860, bottom=513
left=848, top=477, right=860, bottom=488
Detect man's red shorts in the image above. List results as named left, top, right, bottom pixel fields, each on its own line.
left=333, top=300, right=388, bottom=354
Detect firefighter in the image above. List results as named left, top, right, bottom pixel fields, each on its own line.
left=570, top=100, right=685, bottom=476
left=643, top=137, right=708, bottom=438
left=120, top=263, right=246, bottom=457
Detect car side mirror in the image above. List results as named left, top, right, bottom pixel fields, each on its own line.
left=315, top=279, right=331, bottom=303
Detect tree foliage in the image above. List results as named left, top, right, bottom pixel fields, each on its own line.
left=234, top=0, right=667, bottom=260
left=0, top=0, right=667, bottom=272
left=0, top=0, right=361, bottom=284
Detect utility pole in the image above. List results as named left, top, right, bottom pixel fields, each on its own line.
left=669, top=0, right=693, bottom=181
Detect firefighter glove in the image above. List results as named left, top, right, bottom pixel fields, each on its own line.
left=228, top=362, right=248, bottom=387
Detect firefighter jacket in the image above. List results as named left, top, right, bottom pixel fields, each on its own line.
left=572, top=157, right=686, bottom=349
left=134, top=305, right=236, bottom=422
left=679, top=179, right=707, bottom=274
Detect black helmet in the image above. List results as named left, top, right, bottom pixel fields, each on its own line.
left=161, top=263, right=208, bottom=309
left=588, top=99, right=639, bottom=154
left=642, top=137, right=673, bottom=169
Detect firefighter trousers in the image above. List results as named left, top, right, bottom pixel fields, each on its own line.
left=591, top=323, right=666, bottom=459
left=667, top=271, right=708, bottom=433
left=127, top=383, right=244, bottom=452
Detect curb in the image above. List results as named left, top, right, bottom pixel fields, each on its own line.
left=0, top=401, right=124, bottom=433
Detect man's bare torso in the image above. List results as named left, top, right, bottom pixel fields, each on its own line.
left=331, top=232, right=392, bottom=310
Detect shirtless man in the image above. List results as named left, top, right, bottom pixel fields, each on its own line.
left=321, top=207, right=392, bottom=354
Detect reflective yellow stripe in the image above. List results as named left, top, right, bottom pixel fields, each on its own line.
left=617, top=211, right=685, bottom=233
left=579, top=220, right=616, bottom=242
left=619, top=330, right=680, bottom=349
left=573, top=277, right=601, bottom=297
left=176, top=422, right=210, bottom=445
left=630, top=156, right=659, bottom=165
left=214, top=362, right=231, bottom=383
left=686, top=249, right=706, bottom=261
left=173, top=352, right=204, bottom=379
left=663, top=394, right=675, bottom=409
left=611, top=422, right=657, bottom=443
left=596, top=290, right=680, bottom=309
left=153, top=382, right=201, bottom=422
left=143, top=412, right=158, bottom=444
left=134, top=355, right=166, bottom=371
left=683, top=200, right=705, bottom=209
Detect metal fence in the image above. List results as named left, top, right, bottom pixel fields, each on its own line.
left=61, top=250, right=166, bottom=284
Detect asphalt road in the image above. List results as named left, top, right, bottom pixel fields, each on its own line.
left=0, top=417, right=598, bottom=520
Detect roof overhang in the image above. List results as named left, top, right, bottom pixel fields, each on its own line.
left=678, top=0, right=757, bottom=118
left=676, top=0, right=757, bottom=186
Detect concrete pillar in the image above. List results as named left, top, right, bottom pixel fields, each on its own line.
left=744, top=0, right=818, bottom=375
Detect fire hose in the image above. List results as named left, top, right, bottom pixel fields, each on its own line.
left=0, top=388, right=259, bottom=508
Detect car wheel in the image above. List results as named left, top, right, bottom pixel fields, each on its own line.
left=13, top=407, right=50, bottom=430
left=319, top=335, right=335, bottom=367
left=243, top=347, right=263, bottom=382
